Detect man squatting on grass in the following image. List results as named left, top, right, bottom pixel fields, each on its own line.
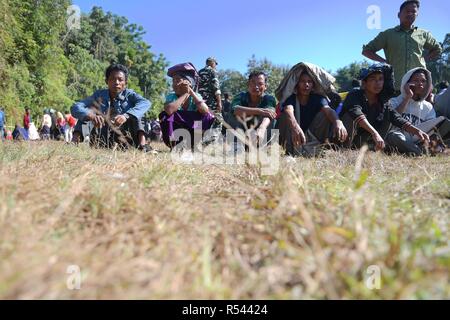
left=225, top=71, right=278, bottom=148
left=71, top=64, right=151, bottom=152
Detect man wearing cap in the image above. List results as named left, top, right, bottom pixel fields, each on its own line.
left=199, top=57, right=222, bottom=113
left=340, top=63, right=429, bottom=151
left=362, top=0, right=442, bottom=91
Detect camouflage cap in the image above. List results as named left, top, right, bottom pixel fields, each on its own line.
left=206, top=57, right=218, bottom=65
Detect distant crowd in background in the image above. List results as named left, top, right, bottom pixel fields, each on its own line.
left=0, top=106, right=163, bottom=145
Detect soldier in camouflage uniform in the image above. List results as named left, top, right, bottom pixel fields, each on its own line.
left=198, top=57, right=223, bottom=144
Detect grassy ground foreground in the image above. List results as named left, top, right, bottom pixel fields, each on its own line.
left=0, top=141, right=448, bottom=299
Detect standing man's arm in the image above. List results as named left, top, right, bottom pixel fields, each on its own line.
left=362, top=31, right=388, bottom=63
left=424, top=32, right=443, bottom=62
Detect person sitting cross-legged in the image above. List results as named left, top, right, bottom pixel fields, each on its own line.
left=386, top=68, right=450, bottom=156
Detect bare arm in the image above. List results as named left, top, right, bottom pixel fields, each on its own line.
left=395, top=83, right=414, bottom=115
left=321, top=106, right=348, bottom=142
left=321, top=106, right=340, bottom=124
left=234, top=106, right=264, bottom=117
left=425, top=48, right=441, bottom=62
left=164, top=93, right=190, bottom=116
left=190, top=89, right=209, bottom=114
left=362, top=49, right=387, bottom=63
left=234, top=106, right=277, bottom=120
left=357, top=118, right=385, bottom=150
left=284, top=105, right=306, bottom=146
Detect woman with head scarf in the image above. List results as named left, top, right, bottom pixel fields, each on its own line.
left=160, top=62, right=215, bottom=150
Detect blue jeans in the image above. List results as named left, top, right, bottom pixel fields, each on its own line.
left=0, top=127, right=4, bottom=141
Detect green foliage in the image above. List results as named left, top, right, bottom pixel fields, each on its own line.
left=218, top=56, right=290, bottom=98
left=218, top=70, right=247, bottom=97
left=0, top=0, right=168, bottom=126
left=427, top=33, right=450, bottom=85
left=247, top=55, right=290, bottom=95
left=334, top=61, right=370, bottom=92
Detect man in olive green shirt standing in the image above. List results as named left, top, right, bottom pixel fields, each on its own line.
left=362, top=0, right=442, bottom=91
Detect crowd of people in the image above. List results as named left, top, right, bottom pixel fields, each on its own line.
left=0, top=108, right=78, bottom=142
left=1, top=0, right=449, bottom=157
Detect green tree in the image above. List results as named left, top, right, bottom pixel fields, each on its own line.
left=247, top=55, right=290, bottom=95
left=428, top=33, right=450, bottom=85
left=334, top=61, right=370, bottom=92
left=218, top=69, right=247, bottom=97
left=0, top=0, right=169, bottom=125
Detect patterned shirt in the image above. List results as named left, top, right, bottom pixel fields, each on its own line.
left=198, top=66, right=221, bottom=111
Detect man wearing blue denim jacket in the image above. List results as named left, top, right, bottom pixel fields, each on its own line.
left=71, top=64, right=151, bottom=151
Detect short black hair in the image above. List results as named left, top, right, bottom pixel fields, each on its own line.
left=248, top=71, right=268, bottom=84
left=400, top=0, right=420, bottom=12
left=105, top=64, right=129, bottom=82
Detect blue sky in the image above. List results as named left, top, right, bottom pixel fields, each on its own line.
left=74, top=0, right=450, bottom=73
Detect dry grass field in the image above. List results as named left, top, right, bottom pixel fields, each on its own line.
left=0, top=141, right=449, bottom=299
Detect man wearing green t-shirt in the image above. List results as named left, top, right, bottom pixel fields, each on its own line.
left=227, top=71, right=277, bottom=143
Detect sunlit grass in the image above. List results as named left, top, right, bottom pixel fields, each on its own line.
left=0, top=141, right=448, bottom=299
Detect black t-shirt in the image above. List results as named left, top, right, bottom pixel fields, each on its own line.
left=341, top=89, right=408, bottom=131
left=281, top=94, right=328, bottom=132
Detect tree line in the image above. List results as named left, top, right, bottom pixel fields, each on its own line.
left=0, top=0, right=168, bottom=125
left=0, top=0, right=448, bottom=126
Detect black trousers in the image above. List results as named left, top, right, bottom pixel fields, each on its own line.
left=74, top=115, right=145, bottom=149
